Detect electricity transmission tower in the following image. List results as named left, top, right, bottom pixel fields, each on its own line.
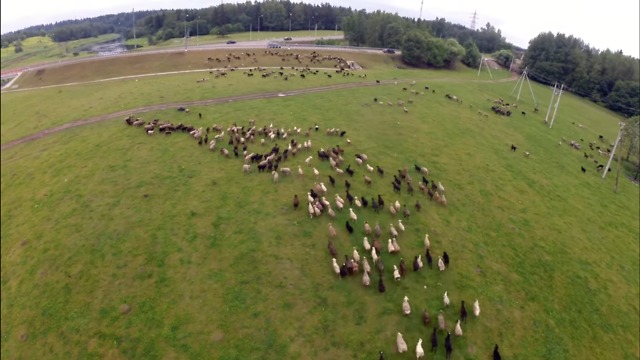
left=470, top=11, right=478, bottom=30
left=419, top=0, right=424, bottom=20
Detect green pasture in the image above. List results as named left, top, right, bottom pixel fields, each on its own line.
left=1, top=54, right=638, bottom=360
left=1, top=31, right=342, bottom=72
left=1, top=35, right=120, bottom=70
left=0, top=49, right=511, bottom=145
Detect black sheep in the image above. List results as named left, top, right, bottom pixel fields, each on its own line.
left=460, top=301, right=468, bottom=323
left=430, top=327, right=438, bottom=353
left=328, top=175, right=336, bottom=186
left=377, top=194, right=385, bottom=207
left=378, top=275, right=386, bottom=293
left=399, top=258, right=407, bottom=277
left=376, top=258, right=384, bottom=273
left=345, top=255, right=354, bottom=275
left=346, top=191, right=354, bottom=204
left=511, top=144, right=517, bottom=152
left=415, top=199, right=422, bottom=212
left=328, top=240, right=337, bottom=258
left=346, top=221, right=354, bottom=234
left=376, top=166, right=385, bottom=177
left=293, top=194, right=299, bottom=209
left=425, top=249, right=433, bottom=268
left=339, top=263, right=348, bottom=278
left=345, top=179, right=351, bottom=190
left=493, top=344, right=502, bottom=360
left=413, top=256, right=420, bottom=272
left=581, top=166, right=586, bottom=173
left=361, top=197, right=368, bottom=208
left=414, top=164, right=422, bottom=172
left=371, top=198, right=379, bottom=213
left=443, top=252, right=450, bottom=267
left=445, top=333, right=452, bottom=360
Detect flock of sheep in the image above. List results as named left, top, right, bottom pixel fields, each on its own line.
left=123, top=70, right=503, bottom=359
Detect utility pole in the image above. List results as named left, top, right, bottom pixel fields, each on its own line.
left=548, top=84, right=563, bottom=128
left=419, top=0, right=425, bottom=20
left=470, top=10, right=478, bottom=30
left=603, top=123, right=624, bottom=180
left=132, top=8, right=136, bottom=49
left=544, top=82, right=557, bottom=124
left=184, top=14, right=188, bottom=51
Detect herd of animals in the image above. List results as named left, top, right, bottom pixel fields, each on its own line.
left=119, top=55, right=531, bottom=358
left=124, top=111, right=503, bottom=359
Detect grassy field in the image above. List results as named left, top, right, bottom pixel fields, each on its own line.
left=0, top=34, right=120, bottom=70
left=1, top=52, right=638, bottom=360
left=1, top=31, right=342, bottom=72
left=0, top=49, right=510, bottom=145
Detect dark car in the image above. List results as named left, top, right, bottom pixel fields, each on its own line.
left=383, top=48, right=396, bottom=54
left=284, top=37, right=292, bottom=41
left=226, top=40, right=237, bottom=44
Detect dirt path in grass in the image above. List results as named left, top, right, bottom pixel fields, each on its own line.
left=1, top=75, right=517, bottom=151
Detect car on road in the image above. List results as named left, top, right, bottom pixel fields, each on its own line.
left=267, top=42, right=282, bottom=48
left=284, top=37, right=292, bottom=41
left=383, top=48, right=396, bottom=54
left=226, top=40, right=237, bottom=44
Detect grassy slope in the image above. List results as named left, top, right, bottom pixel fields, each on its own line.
left=0, top=35, right=120, bottom=70
left=1, top=59, right=638, bottom=360
left=0, top=50, right=499, bottom=145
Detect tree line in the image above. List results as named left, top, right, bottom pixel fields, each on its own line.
left=1, top=1, right=637, bottom=116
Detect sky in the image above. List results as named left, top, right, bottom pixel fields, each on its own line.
left=1, top=0, right=638, bottom=58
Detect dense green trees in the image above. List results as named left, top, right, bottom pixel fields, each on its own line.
left=523, top=32, right=639, bottom=116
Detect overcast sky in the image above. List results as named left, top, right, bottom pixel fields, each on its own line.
left=1, top=0, right=638, bottom=57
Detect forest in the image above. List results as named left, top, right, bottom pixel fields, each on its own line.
left=1, top=0, right=638, bottom=116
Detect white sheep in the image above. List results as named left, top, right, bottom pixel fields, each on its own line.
left=420, top=166, right=429, bottom=176
left=438, top=311, right=446, bottom=330
left=280, top=167, right=291, bottom=175
left=349, top=208, right=358, bottom=222
left=388, top=239, right=396, bottom=254
left=392, top=238, right=401, bottom=253
left=272, top=171, right=279, bottom=183
left=332, top=258, right=340, bottom=276
left=335, top=194, right=345, bottom=205
left=402, top=295, right=411, bottom=315
left=394, top=200, right=401, bottom=211
left=335, top=200, right=344, bottom=211
left=424, top=233, right=430, bottom=250
left=313, top=205, right=321, bottom=217
left=437, top=181, right=445, bottom=193
left=389, top=205, right=397, bottom=215
left=335, top=168, right=344, bottom=175
left=473, top=299, right=480, bottom=317
left=417, top=255, right=423, bottom=268
left=393, top=265, right=401, bottom=280
left=308, top=203, right=315, bottom=219
left=364, top=222, right=372, bottom=235
left=403, top=107, right=409, bottom=113
left=363, top=236, right=371, bottom=251
left=416, top=338, right=425, bottom=359
left=353, top=248, right=360, bottom=263
left=397, top=332, right=408, bottom=353
left=390, top=224, right=398, bottom=238
left=355, top=157, right=363, bottom=166
left=320, top=182, right=327, bottom=193
left=146, top=130, right=154, bottom=135
left=362, top=270, right=370, bottom=286
left=366, top=164, right=374, bottom=173
left=242, top=164, right=251, bottom=173
left=354, top=197, right=362, bottom=208
left=454, top=319, right=463, bottom=336
left=307, top=192, right=315, bottom=204
left=397, top=219, right=405, bottom=232
left=305, top=156, right=313, bottom=166
left=443, top=291, right=450, bottom=307
left=298, top=166, right=304, bottom=178
left=313, top=167, right=320, bottom=178
left=371, top=247, right=378, bottom=263
left=327, top=207, right=336, bottom=218
left=438, top=256, right=446, bottom=271
left=363, top=256, right=371, bottom=273
left=321, top=197, right=330, bottom=208
left=328, top=223, right=337, bottom=237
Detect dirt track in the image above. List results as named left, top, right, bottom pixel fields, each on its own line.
left=1, top=76, right=517, bottom=152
